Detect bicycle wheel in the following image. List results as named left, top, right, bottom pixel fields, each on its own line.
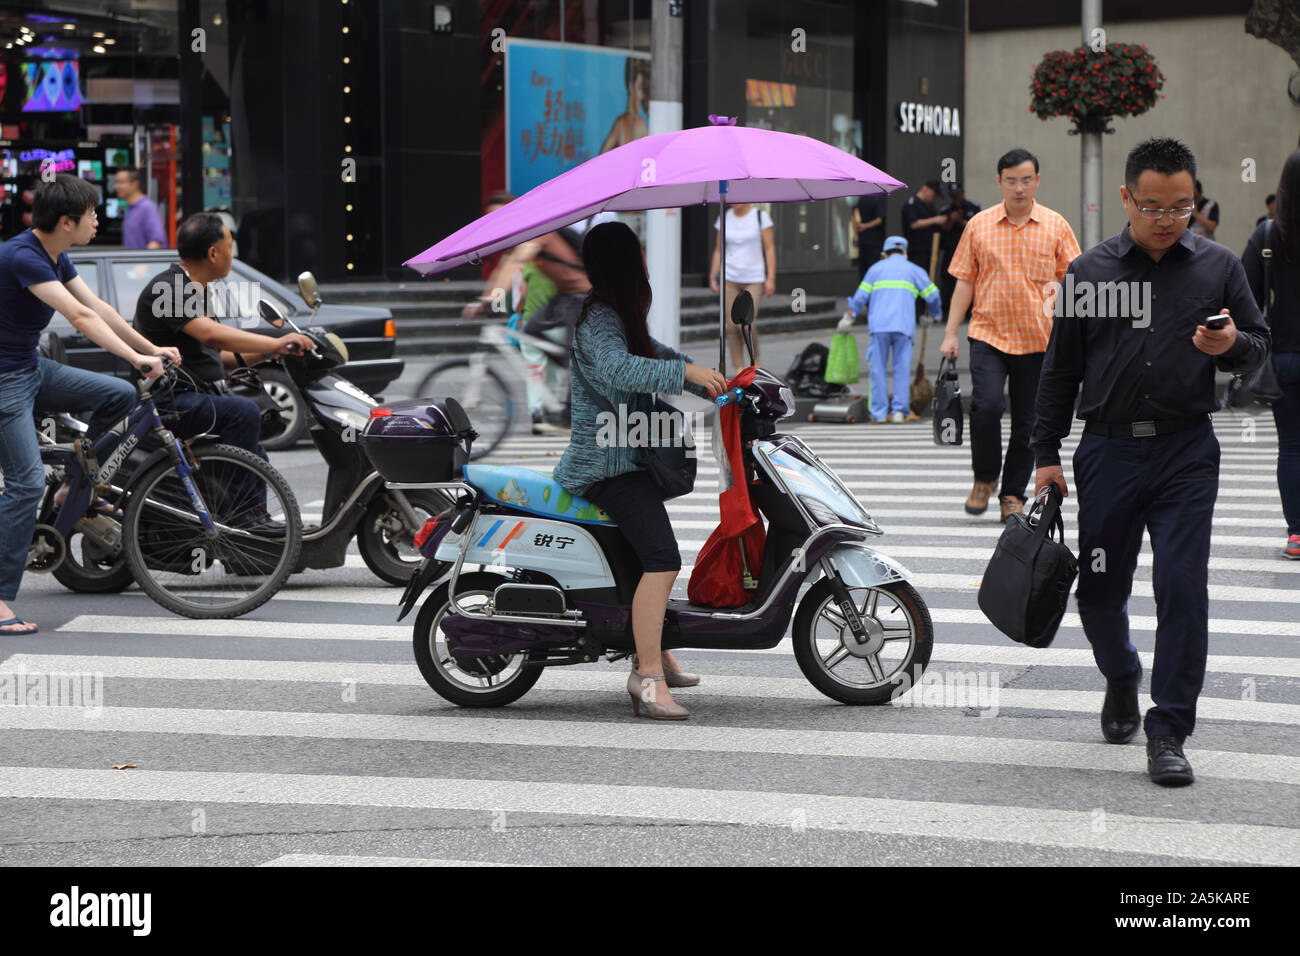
left=415, top=358, right=514, bottom=459
left=122, top=443, right=302, bottom=619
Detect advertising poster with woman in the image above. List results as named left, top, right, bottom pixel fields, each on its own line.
left=505, top=39, right=650, bottom=237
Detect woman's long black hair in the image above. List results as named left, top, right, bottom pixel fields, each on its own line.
left=576, top=220, right=656, bottom=358
left=1275, top=148, right=1300, bottom=261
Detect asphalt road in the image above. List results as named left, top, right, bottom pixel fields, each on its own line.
left=0, top=342, right=1296, bottom=867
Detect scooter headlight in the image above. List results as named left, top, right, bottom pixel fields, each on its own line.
left=798, top=495, right=840, bottom=527
left=332, top=408, right=370, bottom=430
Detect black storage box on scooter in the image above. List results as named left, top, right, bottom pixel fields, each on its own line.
left=359, top=398, right=472, bottom=483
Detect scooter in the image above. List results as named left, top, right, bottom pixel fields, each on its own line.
left=256, top=276, right=449, bottom=585
left=369, top=292, right=933, bottom=707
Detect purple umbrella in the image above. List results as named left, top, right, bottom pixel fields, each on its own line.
left=404, top=116, right=907, bottom=371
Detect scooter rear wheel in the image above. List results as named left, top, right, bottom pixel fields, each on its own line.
left=412, top=572, right=543, bottom=707
left=792, top=579, right=933, bottom=705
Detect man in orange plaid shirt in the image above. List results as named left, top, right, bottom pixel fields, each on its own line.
left=940, top=148, right=1081, bottom=521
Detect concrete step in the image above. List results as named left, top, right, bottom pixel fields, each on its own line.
left=396, top=307, right=843, bottom=356
left=320, top=280, right=847, bottom=357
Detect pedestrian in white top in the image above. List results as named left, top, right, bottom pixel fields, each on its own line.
left=710, top=203, right=775, bottom=371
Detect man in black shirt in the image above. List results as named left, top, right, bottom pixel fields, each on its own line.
left=134, top=213, right=314, bottom=459
left=1030, top=138, right=1269, bottom=787
left=938, top=182, right=979, bottom=313
left=901, top=180, right=946, bottom=272
left=854, top=193, right=886, bottom=276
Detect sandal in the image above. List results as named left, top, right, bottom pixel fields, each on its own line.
left=0, top=617, right=39, bottom=635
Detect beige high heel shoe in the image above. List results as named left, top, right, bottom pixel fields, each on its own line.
left=627, top=669, right=689, bottom=720
left=633, top=654, right=700, bottom=688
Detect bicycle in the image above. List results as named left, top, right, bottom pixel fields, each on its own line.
left=413, top=319, right=570, bottom=458
left=31, top=360, right=303, bottom=619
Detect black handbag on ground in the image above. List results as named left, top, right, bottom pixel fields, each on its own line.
left=571, top=347, right=697, bottom=500
left=932, top=355, right=963, bottom=446
left=1226, top=219, right=1283, bottom=409
left=977, top=485, right=1078, bottom=648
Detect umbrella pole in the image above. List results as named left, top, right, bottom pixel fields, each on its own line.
left=718, top=180, right=728, bottom=375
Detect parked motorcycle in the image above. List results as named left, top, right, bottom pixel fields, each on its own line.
left=257, top=275, right=448, bottom=585
left=366, top=292, right=934, bottom=707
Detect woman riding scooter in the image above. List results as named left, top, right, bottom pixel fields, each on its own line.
left=552, top=222, right=728, bottom=720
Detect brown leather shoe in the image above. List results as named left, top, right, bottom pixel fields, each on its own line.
left=964, top=480, right=995, bottom=515
left=1000, top=495, right=1024, bottom=521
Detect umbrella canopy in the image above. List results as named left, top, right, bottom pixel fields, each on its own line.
left=404, top=118, right=907, bottom=276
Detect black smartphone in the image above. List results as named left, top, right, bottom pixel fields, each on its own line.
left=1202, top=314, right=1229, bottom=331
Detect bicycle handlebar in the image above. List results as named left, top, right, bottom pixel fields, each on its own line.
left=138, top=357, right=178, bottom=395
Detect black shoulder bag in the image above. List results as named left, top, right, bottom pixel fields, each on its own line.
left=570, top=345, right=697, bottom=500
left=978, top=485, right=1079, bottom=648
left=931, top=355, right=963, bottom=446
left=1226, top=220, right=1283, bottom=409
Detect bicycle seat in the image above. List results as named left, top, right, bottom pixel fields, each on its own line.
left=462, top=464, right=614, bottom=525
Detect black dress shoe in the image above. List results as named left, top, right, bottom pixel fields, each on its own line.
left=1101, top=679, right=1141, bottom=744
left=1147, top=735, right=1194, bottom=787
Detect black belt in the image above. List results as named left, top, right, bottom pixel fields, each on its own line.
left=1083, top=413, right=1208, bottom=439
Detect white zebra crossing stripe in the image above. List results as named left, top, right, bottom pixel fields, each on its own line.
left=259, top=854, right=519, bottom=867
left=57, top=601, right=1300, bottom=639
left=0, top=705, right=1294, bottom=785
left=7, top=653, right=1297, bottom=724
left=0, top=765, right=1291, bottom=864
left=836, top=546, right=1300, bottom=574
left=910, top=573, right=1300, bottom=604
left=656, top=511, right=1289, bottom=529
left=15, top=642, right=1300, bottom=681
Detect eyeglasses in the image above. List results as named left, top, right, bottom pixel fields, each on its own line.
left=73, top=210, right=99, bottom=223
left=1135, top=205, right=1195, bottom=221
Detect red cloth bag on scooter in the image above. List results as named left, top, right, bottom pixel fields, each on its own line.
left=688, top=367, right=766, bottom=608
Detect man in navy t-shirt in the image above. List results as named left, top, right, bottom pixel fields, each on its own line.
left=0, top=174, right=179, bottom=635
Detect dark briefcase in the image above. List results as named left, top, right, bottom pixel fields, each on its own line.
left=932, top=356, right=963, bottom=446
left=978, top=486, right=1078, bottom=648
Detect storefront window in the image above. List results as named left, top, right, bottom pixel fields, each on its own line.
left=732, top=1, right=856, bottom=273
left=0, top=1, right=188, bottom=243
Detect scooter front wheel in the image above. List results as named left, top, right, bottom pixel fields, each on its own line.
left=792, top=579, right=933, bottom=705
left=412, top=572, right=543, bottom=707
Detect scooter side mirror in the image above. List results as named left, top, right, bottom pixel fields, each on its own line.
left=297, top=271, right=322, bottom=309
left=258, top=299, right=288, bottom=327
left=731, top=290, right=754, bottom=327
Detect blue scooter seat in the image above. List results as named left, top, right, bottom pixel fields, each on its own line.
left=462, top=464, right=614, bottom=525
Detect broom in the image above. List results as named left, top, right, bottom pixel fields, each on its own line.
left=909, top=232, right=941, bottom=417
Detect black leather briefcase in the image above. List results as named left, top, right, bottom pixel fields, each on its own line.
left=978, top=486, right=1078, bottom=648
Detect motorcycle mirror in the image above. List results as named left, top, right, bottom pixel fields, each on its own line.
left=297, top=271, right=322, bottom=309
left=731, top=290, right=754, bottom=327
left=258, top=298, right=288, bottom=328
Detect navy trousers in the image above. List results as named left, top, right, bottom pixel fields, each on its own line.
left=1072, top=421, right=1219, bottom=742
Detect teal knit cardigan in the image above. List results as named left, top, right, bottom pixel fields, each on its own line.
left=552, top=301, right=710, bottom=497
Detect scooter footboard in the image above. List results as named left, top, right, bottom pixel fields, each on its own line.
left=819, top=544, right=910, bottom=588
